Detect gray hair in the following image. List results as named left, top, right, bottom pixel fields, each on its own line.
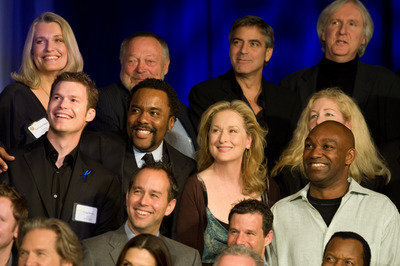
left=119, top=32, right=170, bottom=63
left=229, top=15, right=274, bottom=49
left=213, top=245, right=264, bottom=266
left=317, top=0, right=374, bottom=57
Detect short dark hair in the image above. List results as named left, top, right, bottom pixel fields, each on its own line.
left=17, top=217, right=82, bottom=266
left=324, top=231, right=371, bottom=266
left=51, top=72, right=99, bottom=110
left=129, top=78, right=179, bottom=119
left=128, top=161, right=178, bottom=202
left=228, top=199, right=273, bottom=237
left=120, top=32, right=169, bottom=63
left=229, top=15, right=274, bottom=49
left=116, top=233, right=172, bottom=266
left=0, top=183, right=28, bottom=226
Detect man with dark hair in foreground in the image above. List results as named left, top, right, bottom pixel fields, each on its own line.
left=228, top=199, right=273, bottom=265
left=82, top=162, right=201, bottom=266
left=322, top=231, right=371, bottom=266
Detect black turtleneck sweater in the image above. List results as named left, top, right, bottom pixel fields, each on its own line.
left=316, top=56, right=359, bottom=95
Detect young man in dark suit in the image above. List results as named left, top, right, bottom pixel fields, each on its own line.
left=1, top=72, right=122, bottom=240
left=82, top=162, right=201, bottom=266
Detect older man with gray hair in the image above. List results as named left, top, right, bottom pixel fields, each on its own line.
left=91, top=32, right=196, bottom=159
left=214, top=245, right=263, bottom=266
left=17, top=217, right=82, bottom=266
left=282, top=0, right=400, bottom=148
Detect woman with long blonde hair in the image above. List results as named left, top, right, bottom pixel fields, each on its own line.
left=177, top=100, right=277, bottom=265
left=271, top=88, right=390, bottom=197
left=0, top=12, right=83, bottom=149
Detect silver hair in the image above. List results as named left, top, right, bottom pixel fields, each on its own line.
left=119, top=32, right=169, bottom=63
left=213, top=245, right=264, bottom=266
left=317, top=0, right=374, bottom=57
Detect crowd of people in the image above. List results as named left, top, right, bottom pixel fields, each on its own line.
left=0, top=0, right=399, bottom=265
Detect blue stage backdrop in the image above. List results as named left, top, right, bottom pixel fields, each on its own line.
left=1, top=0, right=399, bottom=105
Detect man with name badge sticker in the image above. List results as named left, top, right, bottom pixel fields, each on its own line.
left=0, top=72, right=122, bottom=240
left=82, top=162, right=201, bottom=266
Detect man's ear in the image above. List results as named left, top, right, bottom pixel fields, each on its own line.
left=345, top=148, right=356, bottom=166
left=163, top=59, right=170, bottom=76
left=125, top=191, right=130, bottom=209
left=61, top=260, right=73, bottom=266
left=264, top=48, right=273, bottom=63
left=13, top=224, right=19, bottom=239
left=164, top=199, right=176, bottom=217
left=264, top=230, right=273, bottom=247
left=167, top=116, right=175, bottom=131
left=85, top=108, right=96, bottom=122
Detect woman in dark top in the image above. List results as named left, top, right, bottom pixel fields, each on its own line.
left=117, top=234, right=172, bottom=266
left=271, top=88, right=390, bottom=198
left=0, top=12, right=83, bottom=149
left=177, top=100, right=275, bottom=265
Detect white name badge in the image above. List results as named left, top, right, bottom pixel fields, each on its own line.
left=72, top=203, right=97, bottom=224
left=28, top=118, right=49, bottom=139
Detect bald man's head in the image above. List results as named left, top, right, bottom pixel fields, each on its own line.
left=303, top=121, right=356, bottom=191
left=312, top=121, right=355, bottom=149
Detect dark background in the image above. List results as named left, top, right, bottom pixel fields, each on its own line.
left=1, top=0, right=399, bottom=105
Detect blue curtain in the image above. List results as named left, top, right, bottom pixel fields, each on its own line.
left=1, top=0, right=399, bottom=105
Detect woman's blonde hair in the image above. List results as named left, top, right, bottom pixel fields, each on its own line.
left=197, top=100, right=268, bottom=195
left=271, top=88, right=390, bottom=183
left=11, top=12, right=83, bottom=88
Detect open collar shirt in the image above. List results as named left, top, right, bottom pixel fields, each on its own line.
left=267, top=178, right=400, bottom=266
left=124, top=221, right=159, bottom=240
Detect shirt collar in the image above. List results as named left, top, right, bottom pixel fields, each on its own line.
left=44, top=135, right=78, bottom=167
left=133, top=141, right=164, bottom=168
left=228, top=68, right=266, bottom=108
left=124, top=220, right=160, bottom=240
left=289, top=177, right=370, bottom=203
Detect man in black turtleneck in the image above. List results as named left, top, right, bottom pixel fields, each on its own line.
left=282, top=0, right=400, bottom=148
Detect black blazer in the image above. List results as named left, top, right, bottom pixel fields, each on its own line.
left=189, top=69, right=301, bottom=168
left=281, top=60, right=400, bottom=146
left=1, top=136, right=122, bottom=240
left=89, top=81, right=197, bottom=149
left=0, top=82, right=46, bottom=150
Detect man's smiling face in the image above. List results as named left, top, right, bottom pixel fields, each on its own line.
left=126, top=88, right=175, bottom=152
left=126, top=168, right=176, bottom=235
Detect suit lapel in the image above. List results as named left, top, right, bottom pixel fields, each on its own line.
left=24, top=145, right=53, bottom=217
left=165, top=143, right=180, bottom=176
left=109, top=225, right=129, bottom=264
left=123, top=143, right=138, bottom=193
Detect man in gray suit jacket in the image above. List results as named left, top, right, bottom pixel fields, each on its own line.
left=83, top=162, right=201, bottom=266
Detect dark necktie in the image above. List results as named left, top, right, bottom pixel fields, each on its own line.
left=142, top=153, right=155, bottom=165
